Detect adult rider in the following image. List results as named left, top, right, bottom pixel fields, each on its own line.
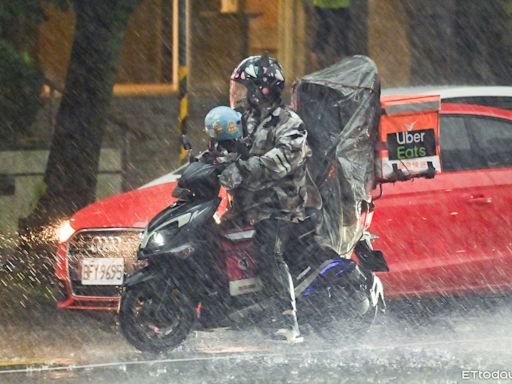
left=218, top=54, right=314, bottom=343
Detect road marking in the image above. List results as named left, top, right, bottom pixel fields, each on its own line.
left=0, top=358, right=73, bottom=368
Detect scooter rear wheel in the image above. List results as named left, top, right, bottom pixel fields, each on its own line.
left=307, top=285, right=383, bottom=343
left=119, top=283, right=195, bottom=353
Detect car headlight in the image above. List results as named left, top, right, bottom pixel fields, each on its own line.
left=57, top=220, right=76, bottom=243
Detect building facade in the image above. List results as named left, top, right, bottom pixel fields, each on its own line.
left=1, top=0, right=510, bottom=233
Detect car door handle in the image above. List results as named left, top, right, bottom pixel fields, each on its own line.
left=466, top=195, right=493, bottom=205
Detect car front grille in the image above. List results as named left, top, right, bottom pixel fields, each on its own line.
left=67, top=229, right=143, bottom=297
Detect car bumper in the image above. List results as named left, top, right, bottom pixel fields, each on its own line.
left=56, top=283, right=120, bottom=311
left=54, top=229, right=141, bottom=311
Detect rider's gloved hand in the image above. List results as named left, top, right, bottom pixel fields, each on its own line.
left=219, top=163, right=243, bottom=190
left=234, top=140, right=251, bottom=160
left=219, top=156, right=263, bottom=190
left=238, top=156, right=263, bottom=178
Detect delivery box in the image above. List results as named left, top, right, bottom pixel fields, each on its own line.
left=377, top=94, right=441, bottom=182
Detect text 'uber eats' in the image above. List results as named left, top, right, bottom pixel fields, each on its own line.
left=387, top=128, right=435, bottom=161
left=396, top=132, right=427, bottom=159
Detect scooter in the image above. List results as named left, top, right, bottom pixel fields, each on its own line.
left=118, top=159, right=387, bottom=353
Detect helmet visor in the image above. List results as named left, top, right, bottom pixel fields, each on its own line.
left=229, top=81, right=248, bottom=110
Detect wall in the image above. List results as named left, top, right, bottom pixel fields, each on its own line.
left=368, top=0, right=411, bottom=87
left=0, top=149, right=121, bottom=232
left=38, top=0, right=176, bottom=88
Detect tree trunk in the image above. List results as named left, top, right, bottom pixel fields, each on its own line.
left=25, top=0, right=140, bottom=228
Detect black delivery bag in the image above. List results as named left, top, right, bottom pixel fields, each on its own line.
left=293, top=55, right=381, bottom=255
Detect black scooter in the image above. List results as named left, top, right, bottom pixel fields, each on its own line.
left=118, top=160, right=387, bottom=353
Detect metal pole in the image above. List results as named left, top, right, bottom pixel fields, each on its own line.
left=177, top=0, right=189, bottom=161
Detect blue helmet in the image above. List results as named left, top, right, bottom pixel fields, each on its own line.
left=204, top=106, right=243, bottom=142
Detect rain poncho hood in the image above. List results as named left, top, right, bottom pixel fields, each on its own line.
left=293, top=55, right=381, bottom=255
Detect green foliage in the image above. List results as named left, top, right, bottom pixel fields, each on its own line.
left=0, top=1, right=46, bottom=34
left=0, top=39, right=44, bottom=146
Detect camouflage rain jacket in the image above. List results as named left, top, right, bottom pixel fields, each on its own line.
left=223, top=104, right=312, bottom=225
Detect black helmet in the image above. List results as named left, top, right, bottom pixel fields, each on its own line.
left=230, top=54, right=285, bottom=110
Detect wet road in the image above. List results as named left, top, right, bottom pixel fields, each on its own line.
left=1, top=293, right=512, bottom=383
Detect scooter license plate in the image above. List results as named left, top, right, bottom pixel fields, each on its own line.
left=81, top=258, right=124, bottom=285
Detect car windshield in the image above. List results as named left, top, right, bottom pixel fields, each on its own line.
left=138, top=163, right=188, bottom=189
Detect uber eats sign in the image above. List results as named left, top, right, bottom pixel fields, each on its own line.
left=378, top=94, right=441, bottom=181
left=387, top=128, right=436, bottom=161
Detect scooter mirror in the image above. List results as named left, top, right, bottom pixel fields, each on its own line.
left=180, top=134, right=192, bottom=151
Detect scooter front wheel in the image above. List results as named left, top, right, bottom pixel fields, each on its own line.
left=119, top=283, right=195, bottom=353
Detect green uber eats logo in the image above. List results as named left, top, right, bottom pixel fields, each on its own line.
left=387, top=128, right=436, bottom=161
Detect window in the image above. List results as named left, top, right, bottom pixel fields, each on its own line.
left=440, top=116, right=478, bottom=171
left=445, top=97, right=512, bottom=111
left=116, top=0, right=176, bottom=85
left=440, top=115, right=512, bottom=171
left=38, top=0, right=178, bottom=96
left=466, top=116, right=512, bottom=169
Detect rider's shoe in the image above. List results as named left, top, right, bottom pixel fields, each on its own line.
left=271, top=310, right=304, bottom=344
left=272, top=328, right=304, bottom=344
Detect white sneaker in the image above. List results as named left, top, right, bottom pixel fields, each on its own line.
left=272, top=328, right=304, bottom=344
left=271, top=310, right=304, bottom=344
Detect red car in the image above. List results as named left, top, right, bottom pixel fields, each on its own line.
left=374, top=101, right=512, bottom=297
left=54, top=181, right=179, bottom=310
left=54, top=87, right=512, bottom=310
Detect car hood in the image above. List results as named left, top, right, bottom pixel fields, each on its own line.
left=70, top=182, right=178, bottom=230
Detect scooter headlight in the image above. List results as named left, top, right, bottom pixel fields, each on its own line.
left=151, top=232, right=165, bottom=247
left=137, top=230, right=168, bottom=260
